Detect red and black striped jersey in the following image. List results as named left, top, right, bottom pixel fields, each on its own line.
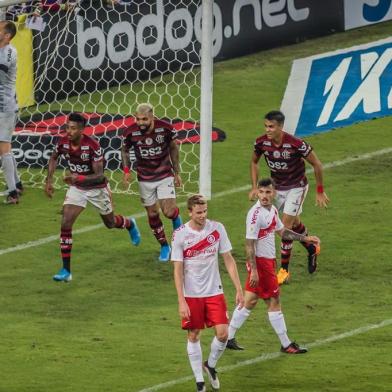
left=254, top=132, right=312, bottom=190
left=122, top=119, right=177, bottom=182
left=55, top=134, right=107, bottom=189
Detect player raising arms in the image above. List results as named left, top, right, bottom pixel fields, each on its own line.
left=45, top=112, right=141, bottom=282
left=249, top=110, right=329, bottom=284
left=121, top=103, right=182, bottom=262
left=227, top=178, right=319, bottom=352
left=172, top=195, right=244, bottom=392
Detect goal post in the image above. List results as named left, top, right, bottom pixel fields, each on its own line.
left=0, top=0, right=214, bottom=198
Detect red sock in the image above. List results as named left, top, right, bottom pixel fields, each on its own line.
left=281, top=240, right=293, bottom=270
left=60, top=229, right=72, bottom=272
left=114, top=215, right=131, bottom=229
left=148, top=214, right=167, bottom=245
left=168, top=207, right=179, bottom=220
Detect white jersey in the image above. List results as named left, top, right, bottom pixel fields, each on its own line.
left=0, top=44, right=17, bottom=113
left=171, top=219, right=232, bottom=298
left=246, top=201, right=284, bottom=259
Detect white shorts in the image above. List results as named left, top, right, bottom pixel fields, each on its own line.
left=0, top=112, right=17, bottom=143
left=138, top=176, right=176, bottom=207
left=63, top=185, right=113, bottom=215
left=275, top=185, right=308, bottom=217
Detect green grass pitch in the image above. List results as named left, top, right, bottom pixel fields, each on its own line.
left=1, top=21, right=392, bottom=392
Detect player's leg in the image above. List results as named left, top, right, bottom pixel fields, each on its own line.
left=227, top=290, right=258, bottom=350
left=139, top=180, right=170, bottom=261
left=53, top=203, right=84, bottom=282
left=187, top=329, right=205, bottom=392
left=157, top=177, right=182, bottom=230
left=0, top=112, right=21, bottom=204
left=204, top=294, right=230, bottom=390
left=92, top=186, right=141, bottom=245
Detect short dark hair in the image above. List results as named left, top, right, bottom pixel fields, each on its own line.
left=264, top=110, right=285, bottom=125
left=257, top=178, right=275, bottom=188
left=2, top=21, right=17, bottom=39
left=187, top=194, right=207, bottom=211
left=68, top=112, right=87, bottom=128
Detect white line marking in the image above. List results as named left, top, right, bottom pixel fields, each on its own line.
left=1, top=147, right=391, bottom=257
left=137, top=318, right=392, bottom=392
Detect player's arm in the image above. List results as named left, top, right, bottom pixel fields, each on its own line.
left=277, top=227, right=320, bottom=246
left=305, top=151, right=330, bottom=208
left=45, top=149, right=59, bottom=198
left=249, top=151, right=261, bottom=201
left=121, top=139, right=132, bottom=185
left=245, top=238, right=259, bottom=288
left=169, top=139, right=182, bottom=187
left=173, top=261, right=190, bottom=320
left=222, top=252, right=244, bottom=309
left=63, top=159, right=105, bottom=187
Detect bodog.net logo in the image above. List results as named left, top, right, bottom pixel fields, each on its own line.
left=13, top=112, right=226, bottom=169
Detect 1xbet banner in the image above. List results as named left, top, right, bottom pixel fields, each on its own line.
left=280, top=38, right=392, bottom=136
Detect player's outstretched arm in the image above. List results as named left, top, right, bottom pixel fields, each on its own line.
left=278, top=228, right=320, bottom=247
left=121, top=143, right=132, bottom=187
left=45, top=152, right=59, bottom=198
left=173, top=261, right=191, bottom=320
left=222, top=252, right=244, bottom=309
left=249, top=152, right=260, bottom=201
left=305, top=151, right=330, bottom=208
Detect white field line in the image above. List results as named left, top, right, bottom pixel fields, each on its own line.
left=1, top=147, right=391, bottom=257
left=137, top=318, right=392, bottom=392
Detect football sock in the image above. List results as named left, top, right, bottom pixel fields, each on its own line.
left=228, top=306, right=251, bottom=339
left=1, top=152, right=17, bottom=193
left=207, top=336, right=227, bottom=368
left=280, top=240, right=293, bottom=270
left=187, top=340, right=204, bottom=383
left=268, top=311, right=291, bottom=348
left=114, top=215, right=131, bottom=229
left=148, top=214, right=167, bottom=245
left=11, top=154, right=20, bottom=184
left=168, top=207, right=180, bottom=220
left=60, top=229, right=72, bottom=272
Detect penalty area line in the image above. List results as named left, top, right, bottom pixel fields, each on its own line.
left=1, top=147, right=392, bottom=257
left=137, top=318, right=392, bottom=392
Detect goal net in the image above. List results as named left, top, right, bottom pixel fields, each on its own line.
left=0, top=0, right=217, bottom=196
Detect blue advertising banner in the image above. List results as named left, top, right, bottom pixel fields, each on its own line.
left=281, top=38, right=392, bottom=136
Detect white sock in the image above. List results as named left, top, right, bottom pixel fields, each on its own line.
left=268, top=311, right=291, bottom=348
left=187, top=340, right=204, bottom=383
left=11, top=154, right=20, bottom=184
left=207, top=336, right=227, bottom=368
left=1, top=153, right=16, bottom=192
left=228, top=306, right=251, bottom=340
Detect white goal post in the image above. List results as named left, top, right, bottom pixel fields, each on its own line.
left=0, top=0, right=214, bottom=199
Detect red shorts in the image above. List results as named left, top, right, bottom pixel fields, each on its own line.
left=245, top=257, right=280, bottom=299
left=181, top=294, right=229, bottom=330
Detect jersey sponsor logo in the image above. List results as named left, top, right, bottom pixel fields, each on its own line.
left=156, top=134, right=165, bottom=143
left=281, top=38, right=392, bottom=136
left=251, top=207, right=260, bottom=225
left=81, top=145, right=89, bottom=150
left=273, top=151, right=281, bottom=158
left=80, top=152, right=90, bottom=161
left=281, top=149, right=290, bottom=159
left=155, top=128, right=164, bottom=133
left=266, top=158, right=288, bottom=170
left=138, top=145, right=162, bottom=158
left=283, top=143, right=291, bottom=148
left=68, top=162, right=90, bottom=173
left=145, top=137, right=153, bottom=145
left=263, top=141, right=271, bottom=146
left=183, top=230, right=220, bottom=258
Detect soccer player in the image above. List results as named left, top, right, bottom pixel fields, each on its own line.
left=122, top=103, right=182, bottom=262
left=226, top=178, right=319, bottom=352
left=0, top=21, right=23, bottom=204
left=45, top=112, right=141, bottom=282
left=249, top=110, right=329, bottom=284
left=172, top=194, right=244, bottom=392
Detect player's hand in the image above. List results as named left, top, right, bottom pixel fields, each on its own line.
left=63, top=173, right=77, bottom=185
left=316, top=192, right=330, bottom=208
left=235, top=290, right=245, bottom=310
left=248, top=187, right=258, bottom=201
left=174, top=173, right=182, bottom=187
left=249, top=268, right=259, bottom=288
left=45, top=181, right=54, bottom=198
left=178, top=299, right=191, bottom=320
left=304, top=235, right=320, bottom=247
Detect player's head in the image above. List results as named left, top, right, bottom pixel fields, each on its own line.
left=187, top=194, right=208, bottom=226
left=66, top=112, right=86, bottom=142
left=0, top=21, right=17, bottom=44
left=264, top=110, right=284, bottom=139
left=135, top=103, right=154, bottom=132
left=257, top=178, right=276, bottom=208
